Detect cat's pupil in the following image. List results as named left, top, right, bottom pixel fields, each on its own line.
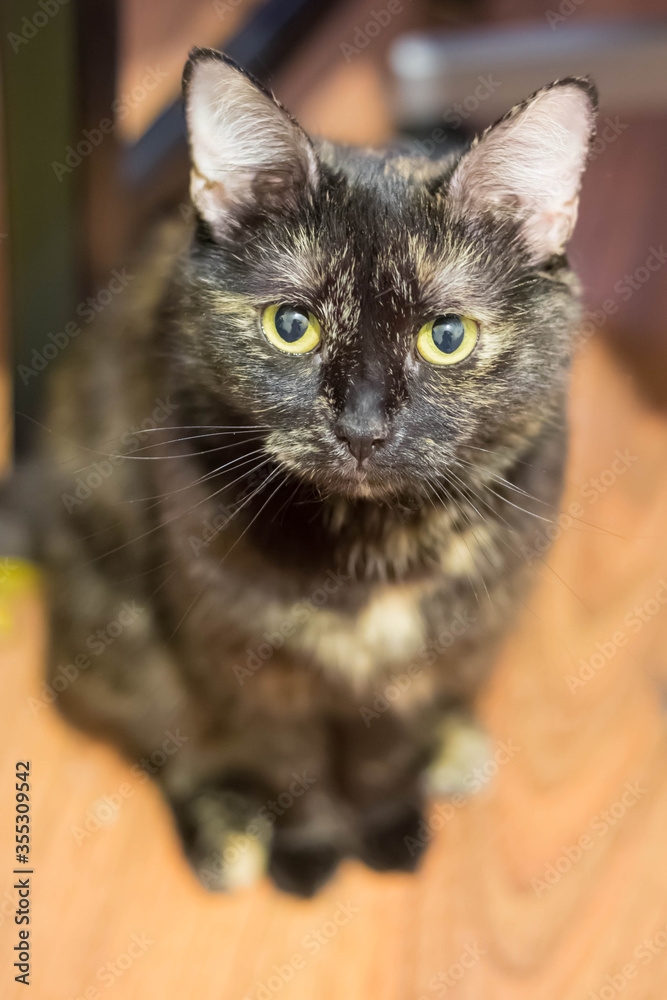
left=275, top=305, right=309, bottom=343
left=432, top=314, right=465, bottom=354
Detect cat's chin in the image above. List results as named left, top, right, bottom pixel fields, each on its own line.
left=274, top=450, right=407, bottom=502
left=313, top=465, right=403, bottom=502
left=340, top=479, right=386, bottom=500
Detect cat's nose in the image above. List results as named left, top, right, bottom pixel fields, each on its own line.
left=334, top=382, right=388, bottom=465
left=336, top=429, right=386, bottom=465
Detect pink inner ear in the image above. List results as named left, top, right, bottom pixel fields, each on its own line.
left=524, top=195, right=580, bottom=260
left=185, top=57, right=318, bottom=239
left=448, top=84, right=594, bottom=260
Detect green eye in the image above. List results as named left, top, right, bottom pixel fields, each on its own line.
left=262, top=304, right=321, bottom=354
left=417, top=313, right=478, bottom=365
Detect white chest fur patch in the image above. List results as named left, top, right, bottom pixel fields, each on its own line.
left=291, top=586, right=427, bottom=689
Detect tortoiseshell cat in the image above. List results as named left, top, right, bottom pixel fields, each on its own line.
left=37, top=51, right=596, bottom=895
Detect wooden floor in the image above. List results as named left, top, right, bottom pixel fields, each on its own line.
left=2, top=335, right=667, bottom=999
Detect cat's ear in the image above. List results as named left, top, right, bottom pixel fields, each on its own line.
left=447, top=78, right=597, bottom=261
left=183, top=49, right=319, bottom=239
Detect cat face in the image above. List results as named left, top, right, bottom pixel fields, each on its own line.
left=180, top=50, right=596, bottom=500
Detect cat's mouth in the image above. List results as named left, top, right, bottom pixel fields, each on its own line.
left=265, top=432, right=405, bottom=500
left=315, top=455, right=406, bottom=501
left=336, top=465, right=382, bottom=499
left=290, top=454, right=398, bottom=500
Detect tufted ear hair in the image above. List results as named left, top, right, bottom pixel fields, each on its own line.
left=447, top=78, right=597, bottom=262
left=183, top=48, right=319, bottom=239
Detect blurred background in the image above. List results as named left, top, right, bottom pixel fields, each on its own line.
left=2, top=1, right=667, bottom=998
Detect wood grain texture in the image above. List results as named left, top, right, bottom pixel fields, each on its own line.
left=1, top=336, right=667, bottom=999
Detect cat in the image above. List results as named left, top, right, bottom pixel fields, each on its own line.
left=34, top=49, right=596, bottom=896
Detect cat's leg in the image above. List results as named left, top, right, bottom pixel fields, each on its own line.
left=48, top=562, right=278, bottom=890
left=332, top=710, right=430, bottom=873
left=47, top=567, right=193, bottom=761
left=169, top=773, right=339, bottom=896
left=51, top=553, right=348, bottom=895
left=168, top=772, right=275, bottom=892
left=50, top=590, right=281, bottom=893
left=165, top=759, right=347, bottom=897
left=266, top=764, right=350, bottom=897
left=47, top=538, right=349, bottom=895
left=425, top=711, right=493, bottom=797
left=160, top=694, right=351, bottom=897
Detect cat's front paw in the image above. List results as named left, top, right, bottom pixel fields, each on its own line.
left=171, top=780, right=272, bottom=892
left=358, top=799, right=426, bottom=873
left=269, top=834, right=341, bottom=898
left=425, top=713, right=493, bottom=796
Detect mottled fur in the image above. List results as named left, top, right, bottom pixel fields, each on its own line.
left=36, top=52, right=596, bottom=895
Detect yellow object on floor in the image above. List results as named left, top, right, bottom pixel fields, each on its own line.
left=0, top=559, right=41, bottom=635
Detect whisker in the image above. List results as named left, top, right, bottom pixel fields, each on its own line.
left=94, top=460, right=278, bottom=585
left=425, top=474, right=483, bottom=610
left=445, top=465, right=591, bottom=611
left=16, top=411, right=269, bottom=471
left=115, top=445, right=266, bottom=504
left=272, top=479, right=303, bottom=525
left=167, top=467, right=285, bottom=640
left=130, top=424, right=271, bottom=433
left=71, top=436, right=270, bottom=469
left=88, top=455, right=275, bottom=562
left=105, top=427, right=268, bottom=457
left=456, top=457, right=547, bottom=504
left=75, top=449, right=269, bottom=547
left=456, top=458, right=632, bottom=541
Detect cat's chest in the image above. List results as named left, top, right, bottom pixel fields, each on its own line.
left=241, top=522, right=498, bottom=684
left=160, top=462, right=501, bottom=687
left=265, top=580, right=433, bottom=687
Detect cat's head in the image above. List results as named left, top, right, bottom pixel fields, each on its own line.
left=178, top=49, right=596, bottom=500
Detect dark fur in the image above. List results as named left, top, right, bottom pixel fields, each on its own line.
left=32, top=53, right=595, bottom=895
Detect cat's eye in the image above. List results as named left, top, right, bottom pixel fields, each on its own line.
left=262, top=304, right=321, bottom=354
left=417, top=313, right=478, bottom=365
